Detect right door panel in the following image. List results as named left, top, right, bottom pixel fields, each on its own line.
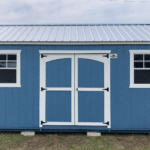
left=75, top=54, right=110, bottom=127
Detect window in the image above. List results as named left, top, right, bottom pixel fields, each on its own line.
left=130, top=50, right=150, bottom=88
left=0, top=50, right=21, bottom=87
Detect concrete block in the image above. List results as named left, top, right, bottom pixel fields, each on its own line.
left=87, top=131, right=101, bottom=136
left=21, top=131, right=35, bottom=136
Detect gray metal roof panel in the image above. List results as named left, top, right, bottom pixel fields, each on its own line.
left=0, top=24, right=149, bottom=42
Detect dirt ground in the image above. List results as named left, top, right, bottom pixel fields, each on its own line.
left=0, top=132, right=150, bottom=150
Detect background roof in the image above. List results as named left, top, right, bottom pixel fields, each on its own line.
left=0, top=24, right=150, bottom=43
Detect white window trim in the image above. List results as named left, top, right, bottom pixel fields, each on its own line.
left=129, top=50, right=150, bottom=88
left=0, top=50, right=21, bottom=87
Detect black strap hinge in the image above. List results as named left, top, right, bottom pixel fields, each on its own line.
left=103, top=121, right=109, bottom=125
left=41, top=54, right=47, bottom=58
left=102, top=87, right=109, bottom=92
left=41, top=87, right=47, bottom=91
left=41, top=121, right=47, bottom=125
left=103, top=54, right=109, bottom=58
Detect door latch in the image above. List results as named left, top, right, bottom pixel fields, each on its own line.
left=76, top=88, right=78, bottom=91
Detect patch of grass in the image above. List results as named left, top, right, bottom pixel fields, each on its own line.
left=133, top=145, right=150, bottom=150
left=58, top=136, right=65, bottom=141
left=0, top=133, right=27, bottom=147
left=141, top=145, right=150, bottom=150
left=49, top=142, right=54, bottom=146
left=78, top=136, right=114, bottom=150
left=126, top=139, right=132, bottom=143
left=75, top=144, right=109, bottom=150
left=116, top=137, right=121, bottom=141
left=67, top=144, right=76, bottom=149
left=0, top=148, right=7, bottom=150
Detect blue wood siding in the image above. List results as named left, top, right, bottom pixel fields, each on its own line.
left=78, top=91, right=104, bottom=122
left=78, top=58, right=104, bottom=88
left=46, top=91, right=71, bottom=122
left=0, top=45, right=150, bottom=131
left=46, top=58, right=71, bottom=87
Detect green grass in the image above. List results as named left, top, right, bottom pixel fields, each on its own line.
left=67, top=144, right=77, bottom=149
left=49, top=142, right=54, bottom=146
left=0, top=133, right=27, bottom=147
left=74, top=136, right=113, bottom=150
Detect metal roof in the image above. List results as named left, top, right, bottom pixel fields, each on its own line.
left=0, top=24, right=150, bottom=43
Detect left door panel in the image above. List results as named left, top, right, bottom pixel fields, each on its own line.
left=40, top=54, right=74, bottom=127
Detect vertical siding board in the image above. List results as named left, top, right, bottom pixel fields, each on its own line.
left=5, top=89, right=13, bottom=127
left=51, top=60, right=59, bottom=87
left=12, top=45, right=20, bottom=127
left=26, top=46, right=34, bottom=127
left=84, top=92, right=91, bottom=121
left=59, top=59, right=66, bottom=87
left=64, top=91, right=71, bottom=122
left=33, top=46, right=40, bottom=127
left=130, top=45, right=139, bottom=128
left=123, top=45, right=132, bottom=128
left=65, top=58, right=71, bottom=87
left=110, top=45, right=117, bottom=128
left=78, top=92, right=84, bottom=122
left=5, top=46, right=14, bottom=127
left=83, top=59, right=90, bottom=87
left=78, top=59, right=84, bottom=87
left=0, top=46, right=6, bottom=127
left=137, top=45, right=146, bottom=128
left=139, top=88, right=146, bottom=128
left=145, top=45, right=150, bottom=128
left=0, top=88, right=6, bottom=127
left=20, top=45, right=27, bottom=127
left=116, top=45, right=124, bottom=128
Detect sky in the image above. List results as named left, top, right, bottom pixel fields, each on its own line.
left=0, top=0, right=150, bottom=24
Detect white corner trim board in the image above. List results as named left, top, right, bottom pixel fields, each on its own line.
left=129, top=50, right=150, bottom=88
left=39, top=50, right=111, bottom=54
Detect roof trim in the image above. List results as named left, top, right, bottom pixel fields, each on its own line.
left=0, top=41, right=150, bottom=45
left=0, top=24, right=150, bottom=26
left=39, top=50, right=111, bottom=54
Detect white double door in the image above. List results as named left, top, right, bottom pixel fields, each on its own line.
left=40, top=53, right=111, bottom=128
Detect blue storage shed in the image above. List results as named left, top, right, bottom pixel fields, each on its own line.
left=0, top=24, right=150, bottom=133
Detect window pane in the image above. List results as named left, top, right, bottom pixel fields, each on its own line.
left=134, top=70, right=150, bottom=84
left=134, top=62, right=143, bottom=68
left=0, top=55, right=6, bottom=60
left=0, top=69, right=16, bottom=83
left=145, top=62, right=150, bottom=68
left=7, top=62, right=16, bottom=68
left=8, top=55, right=16, bottom=60
left=134, top=54, right=143, bottom=60
left=145, top=54, right=150, bottom=60
left=0, top=62, right=6, bottom=68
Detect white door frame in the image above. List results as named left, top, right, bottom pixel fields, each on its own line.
left=39, top=50, right=111, bottom=128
